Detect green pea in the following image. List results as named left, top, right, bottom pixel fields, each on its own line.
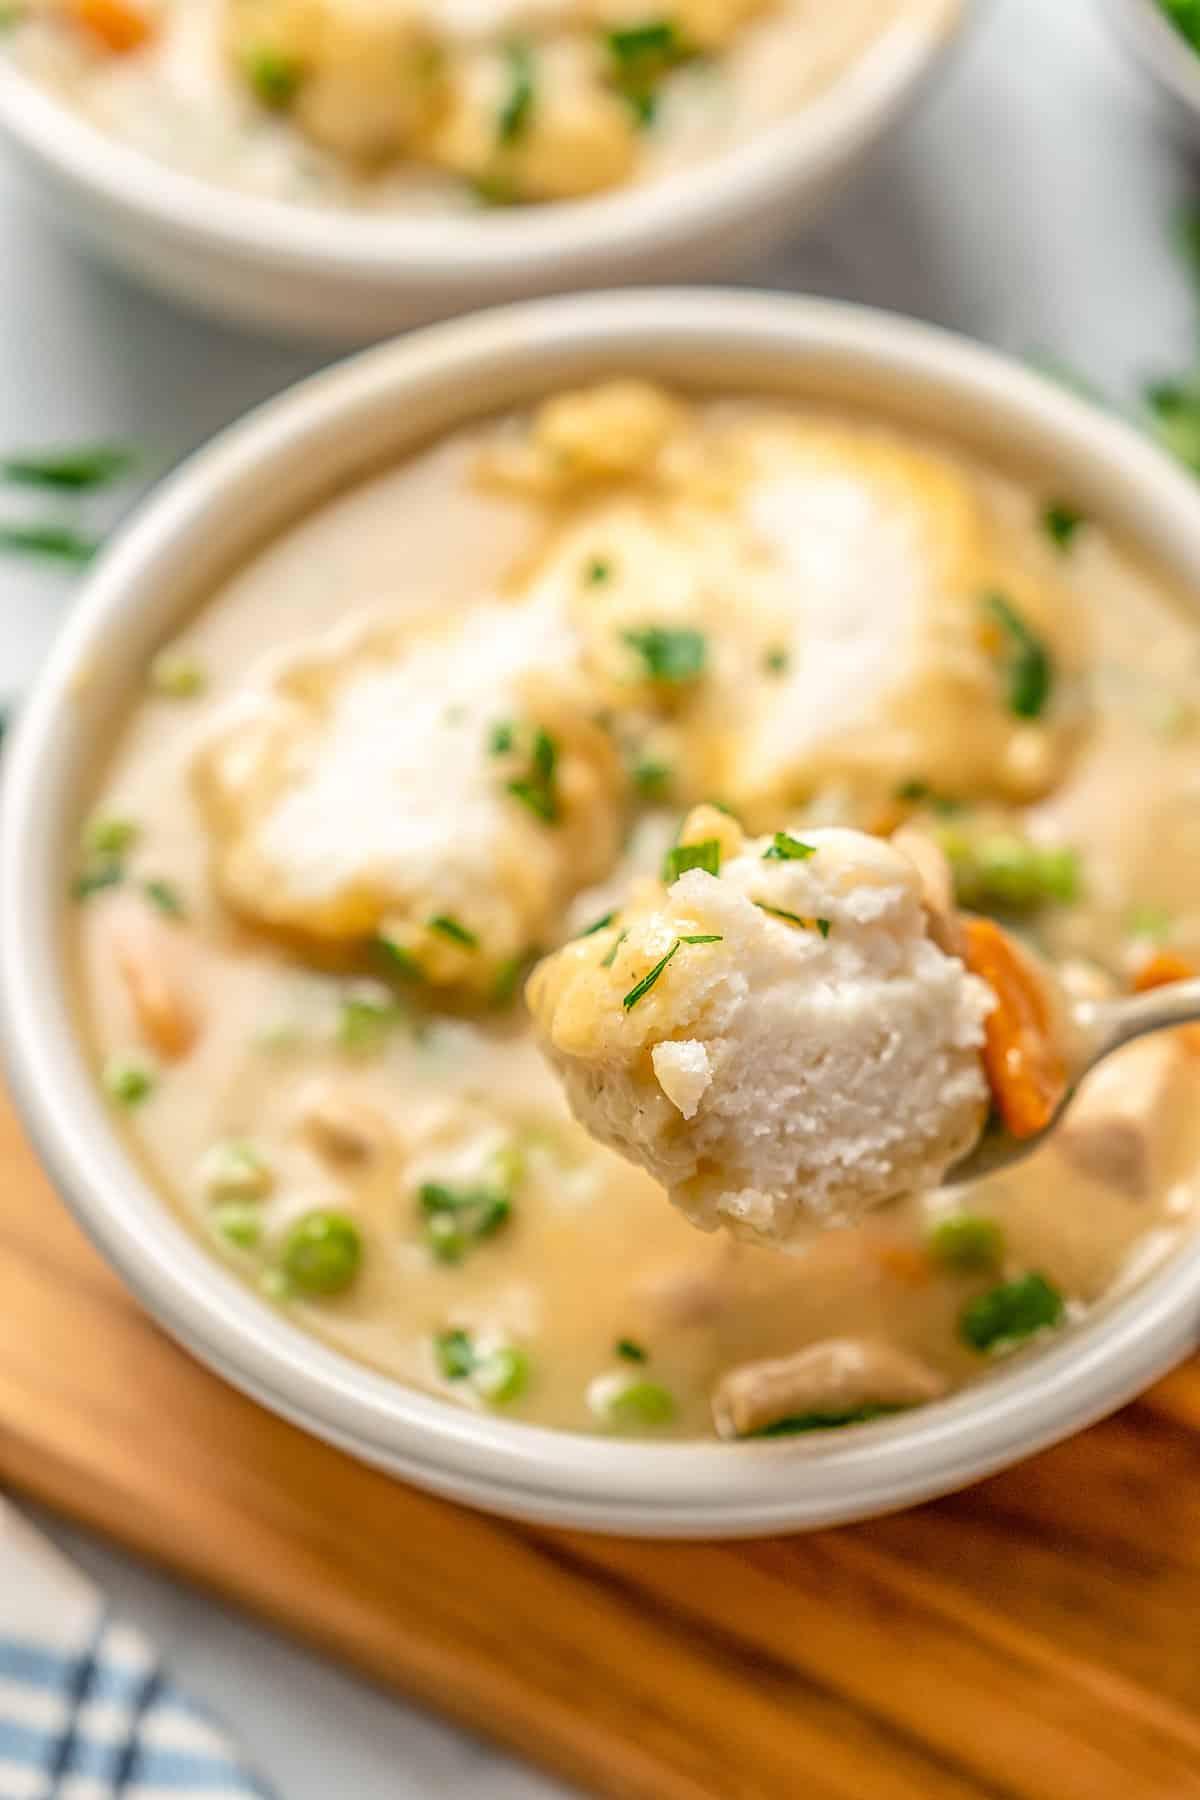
left=280, top=1211, right=362, bottom=1296
left=926, top=1213, right=1005, bottom=1273
left=202, top=1140, right=273, bottom=1204
left=244, top=48, right=302, bottom=108
left=471, top=1346, right=530, bottom=1405
left=84, top=815, right=139, bottom=858
left=592, top=1374, right=676, bottom=1428
left=103, top=1054, right=155, bottom=1108
left=960, top=1271, right=1063, bottom=1353
left=212, top=1202, right=263, bottom=1251
left=149, top=650, right=207, bottom=698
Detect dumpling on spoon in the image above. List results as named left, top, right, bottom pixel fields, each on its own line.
left=529, top=805, right=1024, bottom=1247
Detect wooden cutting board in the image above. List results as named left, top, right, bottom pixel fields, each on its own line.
left=3, top=1086, right=1200, bottom=1800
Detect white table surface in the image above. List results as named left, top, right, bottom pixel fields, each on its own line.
left=2, top=0, right=1197, bottom=1793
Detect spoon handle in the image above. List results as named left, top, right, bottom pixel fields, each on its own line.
left=1083, top=979, right=1200, bottom=1063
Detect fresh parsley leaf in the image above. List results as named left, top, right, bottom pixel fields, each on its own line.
left=622, top=626, right=707, bottom=684
left=622, top=940, right=680, bottom=1009
left=0, top=523, right=99, bottom=564
left=982, top=592, right=1054, bottom=719
left=762, top=831, right=816, bottom=862
left=662, top=838, right=721, bottom=883
left=497, top=41, right=535, bottom=144
left=616, top=1338, right=648, bottom=1362
left=428, top=914, right=479, bottom=949
left=1042, top=501, right=1083, bottom=550
left=578, top=911, right=617, bottom=937
left=2, top=443, right=139, bottom=490
left=506, top=726, right=559, bottom=824
left=143, top=878, right=184, bottom=918
left=600, top=928, right=628, bottom=968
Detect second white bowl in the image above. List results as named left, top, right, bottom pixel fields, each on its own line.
left=0, top=4, right=962, bottom=341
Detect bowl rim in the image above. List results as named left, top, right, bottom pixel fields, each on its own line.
left=0, top=2, right=961, bottom=285
left=5, top=287, right=1200, bottom=1536
left=1104, top=0, right=1200, bottom=116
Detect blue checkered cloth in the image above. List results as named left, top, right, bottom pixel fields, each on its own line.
left=0, top=1504, right=276, bottom=1799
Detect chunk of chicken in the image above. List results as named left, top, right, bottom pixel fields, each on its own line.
left=528, top=807, right=992, bottom=1244
left=428, top=38, right=636, bottom=202
left=1057, top=1035, right=1193, bottom=1199
left=226, top=0, right=441, bottom=162
left=711, top=1337, right=948, bottom=1439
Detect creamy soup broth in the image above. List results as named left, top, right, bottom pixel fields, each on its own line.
left=8, top=0, right=945, bottom=211
left=73, top=394, right=1200, bottom=1439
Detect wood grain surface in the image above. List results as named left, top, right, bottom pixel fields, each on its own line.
left=3, top=1086, right=1200, bottom=1800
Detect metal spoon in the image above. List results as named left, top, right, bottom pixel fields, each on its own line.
left=947, top=977, right=1200, bottom=1184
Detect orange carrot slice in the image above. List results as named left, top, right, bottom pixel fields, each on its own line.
left=71, top=0, right=156, bottom=54
left=1132, top=951, right=1200, bottom=1053
left=963, top=915, right=1067, bottom=1138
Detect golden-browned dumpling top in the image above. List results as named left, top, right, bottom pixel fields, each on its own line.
left=225, top=0, right=442, bottom=162
left=224, top=0, right=774, bottom=197
left=193, top=598, right=624, bottom=999
left=490, top=390, right=1085, bottom=827
left=528, top=806, right=993, bottom=1246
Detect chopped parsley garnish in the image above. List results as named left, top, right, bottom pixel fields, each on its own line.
left=632, top=758, right=671, bottom=797
left=491, top=952, right=532, bottom=1009
left=622, top=626, right=708, bottom=684
left=1145, top=378, right=1200, bottom=475
left=616, top=1338, right=649, bottom=1363
left=662, top=837, right=721, bottom=883
left=489, top=721, right=516, bottom=755
left=497, top=41, right=535, bottom=144
left=600, top=928, right=628, bottom=968
left=433, top=1329, right=529, bottom=1402
left=420, top=1181, right=512, bottom=1262
left=763, top=644, right=789, bottom=675
left=982, top=591, right=1054, bottom=719
left=749, top=1406, right=900, bottom=1437
left=762, top=831, right=816, bottom=862
left=373, top=932, right=424, bottom=981
left=960, top=1271, right=1063, bottom=1353
left=623, top=940, right=680, bottom=1008
left=428, top=914, right=479, bottom=949
left=506, top=727, right=560, bottom=824
left=0, top=522, right=99, bottom=564
left=753, top=901, right=830, bottom=936
left=1157, top=0, right=1200, bottom=54
left=622, top=933, right=722, bottom=1009
left=2, top=443, right=139, bottom=490
left=434, top=1328, right=477, bottom=1380
left=143, top=878, right=184, bottom=918
left=584, top=556, right=612, bottom=585
left=607, top=19, right=679, bottom=63
left=578, top=911, right=618, bottom=937
left=1042, top=501, right=1083, bottom=549
left=73, top=863, right=124, bottom=902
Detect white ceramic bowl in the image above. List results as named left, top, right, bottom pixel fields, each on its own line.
left=0, top=5, right=963, bottom=342
left=1104, top=0, right=1200, bottom=144
left=5, top=290, right=1200, bottom=1537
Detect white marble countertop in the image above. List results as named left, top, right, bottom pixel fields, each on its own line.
left=2, top=0, right=1197, bottom=1792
